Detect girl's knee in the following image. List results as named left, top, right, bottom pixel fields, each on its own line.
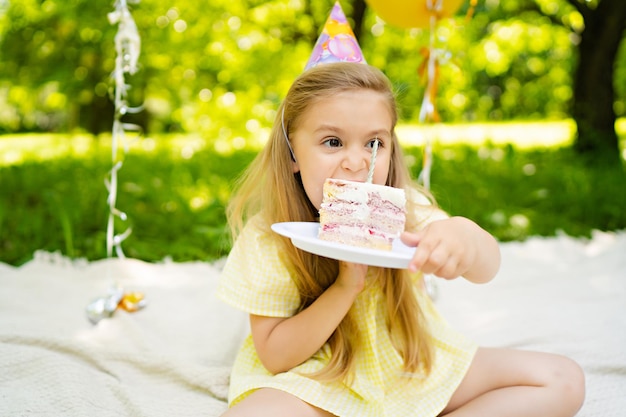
left=551, top=355, right=585, bottom=414
left=220, top=388, right=335, bottom=417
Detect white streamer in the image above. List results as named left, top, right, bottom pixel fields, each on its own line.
left=106, top=0, right=142, bottom=259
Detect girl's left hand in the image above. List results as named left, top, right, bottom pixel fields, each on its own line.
left=335, top=261, right=368, bottom=295
left=401, top=216, right=499, bottom=282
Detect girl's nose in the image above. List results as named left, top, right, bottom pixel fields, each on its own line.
left=340, top=149, right=368, bottom=173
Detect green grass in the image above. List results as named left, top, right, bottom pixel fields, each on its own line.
left=1, top=125, right=625, bottom=266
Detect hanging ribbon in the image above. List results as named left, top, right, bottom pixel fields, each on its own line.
left=106, top=0, right=143, bottom=259
left=415, top=0, right=473, bottom=301
left=86, top=0, right=148, bottom=325
left=417, top=47, right=441, bottom=125
left=465, top=0, right=477, bottom=22
left=416, top=0, right=442, bottom=191
left=416, top=0, right=468, bottom=190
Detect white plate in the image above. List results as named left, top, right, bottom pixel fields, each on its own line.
left=271, top=222, right=415, bottom=269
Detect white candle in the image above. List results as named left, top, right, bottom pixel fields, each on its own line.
left=366, top=138, right=378, bottom=184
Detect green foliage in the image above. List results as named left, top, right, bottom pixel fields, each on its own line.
left=420, top=143, right=626, bottom=240
left=1, top=0, right=616, bottom=135
left=1, top=1, right=625, bottom=265
left=0, top=134, right=257, bottom=265
left=1, top=132, right=624, bottom=266
left=0, top=0, right=115, bottom=132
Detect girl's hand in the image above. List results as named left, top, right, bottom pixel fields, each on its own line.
left=250, top=261, right=367, bottom=374
left=401, top=216, right=500, bottom=283
left=334, top=261, right=368, bottom=295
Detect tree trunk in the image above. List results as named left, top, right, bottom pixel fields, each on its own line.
left=571, top=0, right=626, bottom=163
left=351, top=0, right=367, bottom=41
left=82, top=96, right=115, bottom=135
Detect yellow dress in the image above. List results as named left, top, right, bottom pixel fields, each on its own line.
left=217, top=212, right=477, bottom=416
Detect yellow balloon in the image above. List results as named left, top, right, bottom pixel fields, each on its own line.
left=366, top=0, right=465, bottom=29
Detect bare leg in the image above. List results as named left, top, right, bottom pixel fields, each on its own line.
left=441, top=347, right=585, bottom=417
left=221, top=388, right=337, bottom=417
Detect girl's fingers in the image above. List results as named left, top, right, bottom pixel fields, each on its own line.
left=403, top=231, right=437, bottom=273
left=400, top=231, right=421, bottom=247
left=403, top=230, right=464, bottom=279
left=401, top=231, right=422, bottom=272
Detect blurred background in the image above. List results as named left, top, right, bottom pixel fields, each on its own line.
left=1, top=0, right=625, bottom=266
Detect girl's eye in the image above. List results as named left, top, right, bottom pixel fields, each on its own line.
left=323, top=137, right=342, bottom=148
left=367, top=138, right=382, bottom=149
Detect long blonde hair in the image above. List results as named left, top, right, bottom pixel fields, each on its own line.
left=227, top=62, right=434, bottom=381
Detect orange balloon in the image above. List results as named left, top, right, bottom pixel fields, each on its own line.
left=366, top=0, right=465, bottom=29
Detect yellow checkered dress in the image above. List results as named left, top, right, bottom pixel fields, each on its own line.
left=217, top=214, right=477, bottom=416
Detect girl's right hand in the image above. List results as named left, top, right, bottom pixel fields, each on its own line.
left=335, top=261, right=367, bottom=295
left=250, top=261, right=367, bottom=374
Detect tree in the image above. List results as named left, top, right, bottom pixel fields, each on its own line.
left=355, top=0, right=625, bottom=163
left=568, top=0, right=626, bottom=163
left=1, top=0, right=625, bottom=165
left=0, top=0, right=117, bottom=133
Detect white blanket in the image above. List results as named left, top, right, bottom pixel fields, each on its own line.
left=1, top=231, right=625, bottom=416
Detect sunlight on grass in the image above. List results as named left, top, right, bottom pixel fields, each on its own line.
left=1, top=119, right=624, bottom=167
left=2, top=122, right=625, bottom=266
left=0, top=132, right=205, bottom=166
left=397, top=120, right=576, bottom=148
left=0, top=133, right=94, bottom=165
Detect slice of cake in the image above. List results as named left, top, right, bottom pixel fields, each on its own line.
left=318, top=178, right=406, bottom=250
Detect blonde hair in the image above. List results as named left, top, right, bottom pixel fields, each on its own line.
left=227, top=62, right=434, bottom=381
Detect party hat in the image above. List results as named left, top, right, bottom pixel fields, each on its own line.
left=304, top=2, right=366, bottom=71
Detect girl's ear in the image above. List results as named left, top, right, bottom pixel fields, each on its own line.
left=292, top=159, right=300, bottom=173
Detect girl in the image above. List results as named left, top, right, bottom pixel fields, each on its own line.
left=217, top=62, right=585, bottom=416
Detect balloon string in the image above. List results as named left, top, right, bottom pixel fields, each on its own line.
left=418, top=0, right=445, bottom=302
left=416, top=0, right=475, bottom=190
left=106, top=0, right=142, bottom=259
left=465, top=0, right=478, bottom=21
left=416, top=1, right=441, bottom=191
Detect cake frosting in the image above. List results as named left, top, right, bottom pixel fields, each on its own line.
left=318, top=178, right=406, bottom=250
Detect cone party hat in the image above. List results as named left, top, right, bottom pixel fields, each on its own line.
left=304, top=2, right=366, bottom=71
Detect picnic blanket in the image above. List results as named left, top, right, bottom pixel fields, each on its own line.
left=1, top=230, right=625, bottom=416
